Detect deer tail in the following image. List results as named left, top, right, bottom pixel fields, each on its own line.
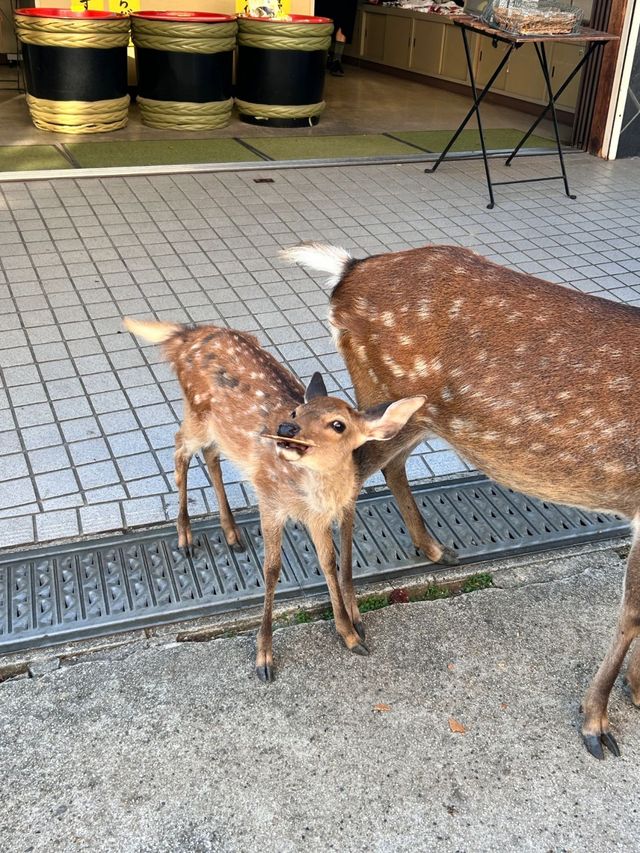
left=280, top=242, right=355, bottom=286
left=123, top=317, right=182, bottom=344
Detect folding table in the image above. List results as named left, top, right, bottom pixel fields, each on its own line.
left=426, top=16, right=617, bottom=208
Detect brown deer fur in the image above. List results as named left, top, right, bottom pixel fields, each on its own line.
left=123, top=317, right=425, bottom=682
left=283, top=241, right=640, bottom=760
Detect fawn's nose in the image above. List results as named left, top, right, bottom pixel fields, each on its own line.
left=277, top=422, right=300, bottom=438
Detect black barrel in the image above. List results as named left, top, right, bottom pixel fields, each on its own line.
left=131, top=11, right=237, bottom=130
left=236, top=14, right=333, bottom=128
left=14, top=8, right=130, bottom=134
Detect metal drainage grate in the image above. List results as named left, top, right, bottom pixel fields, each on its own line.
left=0, top=475, right=629, bottom=653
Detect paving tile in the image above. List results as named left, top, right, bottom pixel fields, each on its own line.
left=35, top=509, right=79, bottom=542
left=0, top=477, right=36, bottom=509
left=0, top=515, right=35, bottom=547
left=28, top=445, right=71, bottom=474
left=35, top=468, right=78, bottom=500
left=79, top=502, right=124, bottom=535
left=76, top=460, right=120, bottom=490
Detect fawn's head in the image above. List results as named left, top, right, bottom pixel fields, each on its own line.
left=263, top=372, right=425, bottom=472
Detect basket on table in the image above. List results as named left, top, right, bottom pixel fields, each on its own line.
left=481, top=0, right=583, bottom=35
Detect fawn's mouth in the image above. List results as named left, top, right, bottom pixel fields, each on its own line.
left=262, top=434, right=316, bottom=461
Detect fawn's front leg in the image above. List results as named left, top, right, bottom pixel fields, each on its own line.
left=309, top=519, right=368, bottom=656
left=255, top=511, right=283, bottom=683
left=174, top=429, right=193, bottom=552
left=338, top=504, right=365, bottom=641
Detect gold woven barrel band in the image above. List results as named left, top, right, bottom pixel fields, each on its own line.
left=235, top=98, right=325, bottom=119
left=237, top=20, right=332, bottom=51
left=14, top=14, right=130, bottom=49
left=26, top=93, right=129, bottom=134
left=131, top=19, right=237, bottom=54
left=137, top=96, right=233, bottom=130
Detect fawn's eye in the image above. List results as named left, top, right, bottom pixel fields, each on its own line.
left=290, top=411, right=296, bottom=418
left=330, top=420, right=346, bottom=433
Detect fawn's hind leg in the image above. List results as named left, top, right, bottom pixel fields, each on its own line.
left=175, top=429, right=194, bottom=552
left=202, top=444, right=244, bottom=552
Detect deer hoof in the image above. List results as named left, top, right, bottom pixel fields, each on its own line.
left=354, top=621, right=366, bottom=642
left=437, top=546, right=458, bottom=566
left=180, top=544, right=194, bottom=558
left=230, top=540, right=246, bottom=553
left=582, top=731, right=620, bottom=760
left=350, top=641, right=369, bottom=657
left=255, top=664, right=273, bottom=683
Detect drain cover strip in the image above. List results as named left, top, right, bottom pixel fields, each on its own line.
left=0, top=475, right=628, bottom=653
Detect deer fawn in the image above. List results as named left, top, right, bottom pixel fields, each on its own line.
left=283, top=241, right=640, bottom=760
left=123, top=317, right=425, bottom=681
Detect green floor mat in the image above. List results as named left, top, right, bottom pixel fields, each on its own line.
left=66, top=138, right=263, bottom=168
left=392, top=128, right=556, bottom=153
left=0, top=144, right=72, bottom=172
left=246, top=134, right=420, bottom=161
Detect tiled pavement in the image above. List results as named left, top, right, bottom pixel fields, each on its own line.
left=1, top=154, right=640, bottom=549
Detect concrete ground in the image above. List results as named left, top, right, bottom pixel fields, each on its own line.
left=1, top=541, right=639, bottom=853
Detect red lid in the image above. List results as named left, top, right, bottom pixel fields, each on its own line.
left=15, top=7, right=123, bottom=18
left=241, top=14, right=332, bottom=23
left=132, top=10, right=236, bottom=22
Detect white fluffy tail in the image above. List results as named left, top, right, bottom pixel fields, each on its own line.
left=280, top=242, right=353, bottom=284
left=123, top=317, right=181, bottom=344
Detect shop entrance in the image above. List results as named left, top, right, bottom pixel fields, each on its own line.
left=0, top=0, right=623, bottom=174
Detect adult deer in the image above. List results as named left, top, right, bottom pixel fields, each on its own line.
left=124, top=317, right=424, bottom=681
left=282, top=241, right=640, bottom=760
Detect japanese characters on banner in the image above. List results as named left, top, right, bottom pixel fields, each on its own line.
left=69, top=0, right=141, bottom=12
left=236, top=0, right=291, bottom=18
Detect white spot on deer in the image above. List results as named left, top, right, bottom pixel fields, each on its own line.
left=608, top=376, right=632, bottom=392
left=367, top=368, right=379, bottom=385
left=450, top=417, right=469, bottom=433
left=399, top=335, right=414, bottom=347
left=417, top=298, right=431, bottom=320
left=603, top=462, right=625, bottom=475
left=413, top=356, right=429, bottom=377
left=581, top=407, right=595, bottom=417
left=476, top=350, right=488, bottom=362
left=382, top=353, right=405, bottom=378
left=441, top=386, right=454, bottom=402
left=482, top=431, right=500, bottom=442
left=354, top=296, right=369, bottom=315
left=427, top=404, right=439, bottom=417
left=381, top=311, right=396, bottom=328
left=556, top=390, right=572, bottom=400
left=193, top=394, right=202, bottom=404
left=259, top=405, right=269, bottom=415
left=448, top=298, right=464, bottom=319
left=530, top=443, right=546, bottom=452
left=509, top=415, right=522, bottom=426
left=458, top=383, right=471, bottom=396
left=256, top=390, right=266, bottom=398
left=559, top=452, right=577, bottom=463
left=429, top=358, right=443, bottom=373
left=355, top=344, right=368, bottom=360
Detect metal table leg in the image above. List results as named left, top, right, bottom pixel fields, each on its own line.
left=504, top=41, right=601, bottom=167
left=425, top=27, right=515, bottom=210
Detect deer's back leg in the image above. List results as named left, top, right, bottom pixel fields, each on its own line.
left=175, top=429, right=194, bottom=553
left=582, top=516, right=640, bottom=758
left=382, top=451, right=457, bottom=566
left=202, top=444, right=244, bottom=552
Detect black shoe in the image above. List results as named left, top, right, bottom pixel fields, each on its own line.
left=328, top=59, right=344, bottom=77
left=326, top=52, right=334, bottom=69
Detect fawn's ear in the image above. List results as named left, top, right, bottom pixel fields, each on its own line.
left=359, top=397, right=426, bottom=442
left=304, top=371, right=328, bottom=402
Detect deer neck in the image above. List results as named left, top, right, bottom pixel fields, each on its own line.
left=300, top=456, right=359, bottom=522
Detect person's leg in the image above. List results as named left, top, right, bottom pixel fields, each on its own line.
left=329, top=27, right=346, bottom=76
